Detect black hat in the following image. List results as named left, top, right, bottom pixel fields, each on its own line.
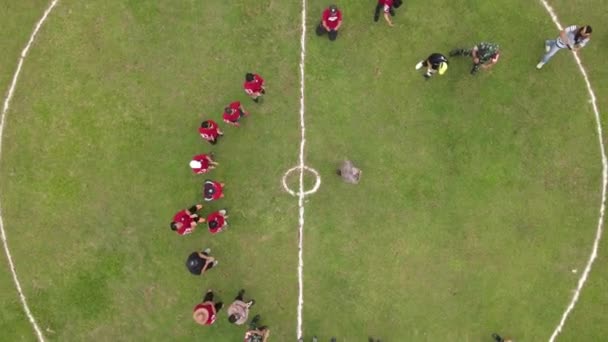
left=204, top=182, right=216, bottom=198
left=209, top=220, right=218, bottom=229
left=329, top=4, right=338, bottom=13
left=186, top=252, right=203, bottom=274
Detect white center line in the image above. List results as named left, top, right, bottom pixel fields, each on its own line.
left=296, top=0, right=308, bottom=339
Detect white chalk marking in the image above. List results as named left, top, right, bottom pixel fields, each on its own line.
left=538, top=1, right=607, bottom=341
left=281, top=165, right=321, bottom=197
left=296, top=0, right=308, bottom=339
left=0, top=1, right=60, bottom=341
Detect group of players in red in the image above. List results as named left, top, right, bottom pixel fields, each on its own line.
left=168, top=73, right=271, bottom=340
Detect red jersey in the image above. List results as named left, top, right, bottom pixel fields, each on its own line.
left=223, top=101, right=242, bottom=123
left=191, top=154, right=211, bottom=174
left=322, top=9, right=342, bottom=30
left=206, top=211, right=226, bottom=234
left=198, top=120, right=220, bottom=141
left=193, top=303, right=217, bottom=325
left=243, top=74, right=264, bottom=94
left=378, top=0, right=393, bottom=12
left=173, top=210, right=194, bottom=235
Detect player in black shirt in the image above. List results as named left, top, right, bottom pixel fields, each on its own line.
left=186, top=248, right=218, bottom=275
left=415, top=53, right=448, bottom=79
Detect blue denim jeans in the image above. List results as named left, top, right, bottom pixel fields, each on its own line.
left=541, top=39, right=564, bottom=64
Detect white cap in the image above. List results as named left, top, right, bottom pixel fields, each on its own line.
left=189, top=160, right=202, bottom=169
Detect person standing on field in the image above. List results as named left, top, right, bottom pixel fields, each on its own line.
left=536, top=25, right=592, bottom=69
left=415, top=53, right=449, bottom=79
left=170, top=204, right=205, bottom=235
left=190, top=153, right=218, bottom=174
left=374, top=0, right=402, bottom=27
left=244, top=73, right=266, bottom=103
left=316, top=5, right=343, bottom=41
left=227, top=289, right=255, bottom=325
left=186, top=248, right=218, bottom=275
left=450, top=42, right=500, bottom=75
left=193, top=289, right=223, bottom=326
left=223, top=101, right=249, bottom=127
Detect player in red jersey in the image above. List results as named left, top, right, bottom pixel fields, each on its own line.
left=203, top=180, right=224, bottom=201
left=374, top=0, right=402, bottom=27
left=198, top=119, right=224, bottom=145
left=223, top=101, right=249, bottom=127
left=206, top=209, right=228, bottom=234
left=316, top=5, right=343, bottom=41
left=170, top=204, right=205, bottom=235
left=193, top=289, right=224, bottom=326
left=243, top=73, right=265, bottom=103
left=189, top=153, right=218, bottom=174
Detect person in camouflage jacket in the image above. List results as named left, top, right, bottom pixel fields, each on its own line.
left=449, top=42, right=500, bottom=75
left=243, top=314, right=270, bottom=342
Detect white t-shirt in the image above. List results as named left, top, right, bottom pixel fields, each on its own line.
left=556, top=25, right=590, bottom=48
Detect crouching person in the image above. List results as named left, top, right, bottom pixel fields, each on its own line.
left=337, top=160, right=361, bottom=184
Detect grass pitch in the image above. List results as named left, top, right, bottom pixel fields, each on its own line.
left=1, top=0, right=607, bottom=341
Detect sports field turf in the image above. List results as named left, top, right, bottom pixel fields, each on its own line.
left=1, top=0, right=607, bottom=341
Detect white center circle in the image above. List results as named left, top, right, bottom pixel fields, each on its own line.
left=282, top=165, right=321, bottom=197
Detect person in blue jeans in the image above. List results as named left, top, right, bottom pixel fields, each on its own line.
left=537, top=25, right=592, bottom=69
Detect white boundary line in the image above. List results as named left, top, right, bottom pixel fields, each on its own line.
left=296, top=0, right=308, bottom=339
left=0, top=1, right=60, bottom=341
left=4, top=1, right=600, bottom=341
left=538, top=1, right=607, bottom=341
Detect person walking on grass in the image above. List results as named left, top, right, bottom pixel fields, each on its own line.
left=244, top=73, right=266, bottom=103
left=450, top=42, right=500, bottom=75
left=199, top=119, right=224, bottom=145
left=170, top=204, right=205, bottom=235
left=374, top=0, right=403, bottom=27
left=193, top=289, right=223, bottom=326
left=186, top=248, right=218, bottom=275
left=244, top=314, right=270, bottom=342
left=536, top=25, right=592, bottom=69
left=337, top=160, right=361, bottom=184
left=190, top=153, right=218, bottom=174
left=316, top=5, right=343, bottom=41
left=223, top=101, right=249, bottom=127
left=206, top=209, right=229, bottom=234
left=415, top=53, right=449, bottom=79
left=203, top=179, right=224, bottom=201
left=227, top=289, right=255, bottom=325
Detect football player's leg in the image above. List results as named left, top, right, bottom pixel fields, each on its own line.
left=329, top=30, right=338, bottom=41
left=316, top=23, right=326, bottom=36
left=374, top=4, right=382, bottom=21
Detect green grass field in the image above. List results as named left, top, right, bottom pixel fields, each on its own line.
left=1, top=0, right=607, bottom=341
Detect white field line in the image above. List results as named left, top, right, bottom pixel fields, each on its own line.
left=538, top=1, right=608, bottom=341
left=0, top=1, right=60, bottom=341
left=296, top=0, right=307, bottom=339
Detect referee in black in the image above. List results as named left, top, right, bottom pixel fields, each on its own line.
left=415, top=53, right=448, bottom=79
